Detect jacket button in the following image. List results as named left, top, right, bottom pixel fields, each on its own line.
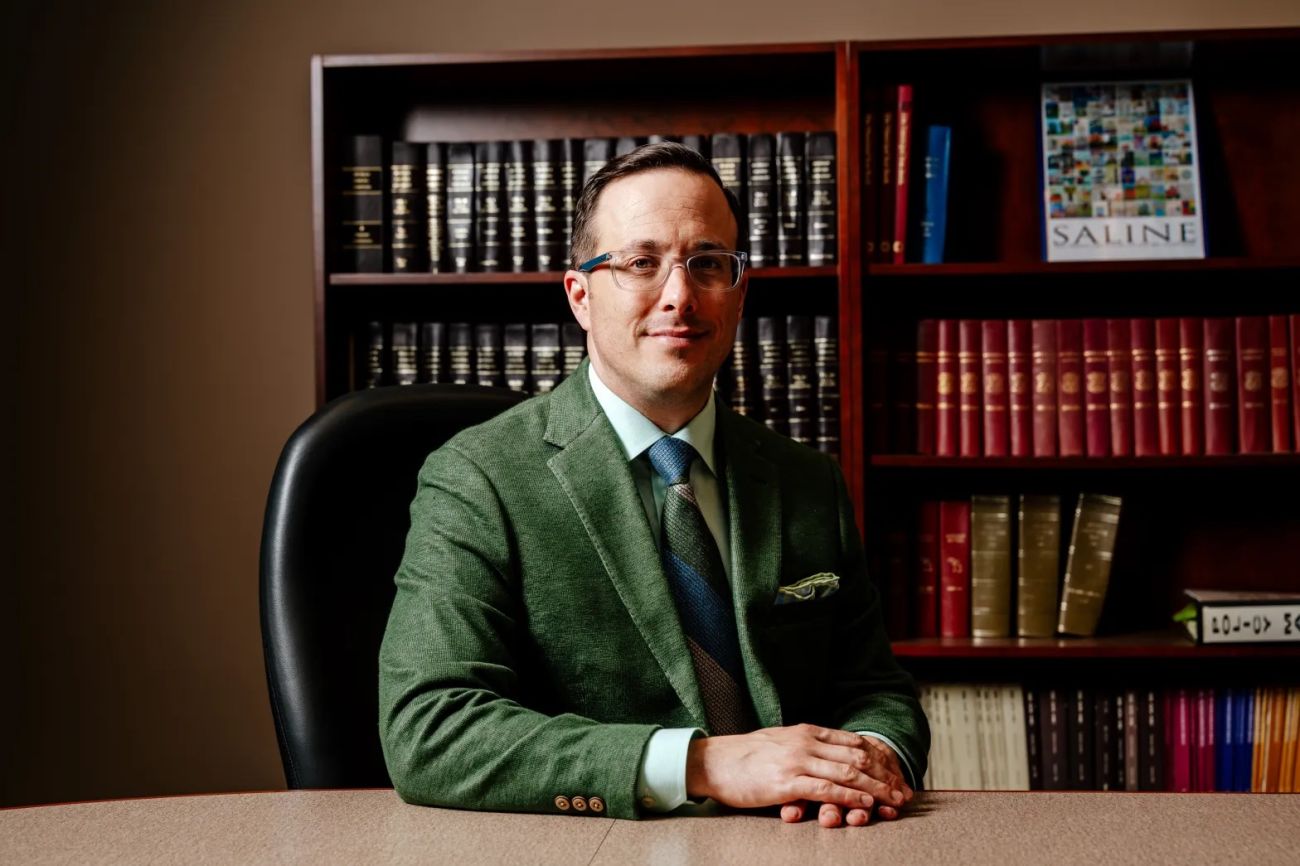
left=554, top=795, right=570, bottom=811
left=589, top=796, right=605, bottom=813
left=571, top=796, right=587, bottom=812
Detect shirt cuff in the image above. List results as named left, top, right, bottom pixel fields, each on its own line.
left=857, top=730, right=917, bottom=790
left=636, top=727, right=704, bottom=812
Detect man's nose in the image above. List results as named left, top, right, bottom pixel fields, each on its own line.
left=658, top=263, right=698, bottom=311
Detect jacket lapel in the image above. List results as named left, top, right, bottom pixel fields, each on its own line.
left=544, top=365, right=709, bottom=727
left=719, top=409, right=783, bottom=728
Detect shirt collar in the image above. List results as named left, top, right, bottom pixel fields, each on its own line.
left=587, top=363, right=717, bottom=475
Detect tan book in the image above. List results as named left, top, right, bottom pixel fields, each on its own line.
left=1253, top=687, right=1268, bottom=792
left=1268, top=688, right=1288, bottom=792
left=1280, top=689, right=1298, bottom=793
left=1057, top=493, right=1123, bottom=636
left=1003, top=685, right=1031, bottom=790
left=1017, top=494, right=1061, bottom=637
left=970, top=495, right=1013, bottom=637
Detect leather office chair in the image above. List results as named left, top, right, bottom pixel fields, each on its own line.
left=260, top=384, right=527, bottom=789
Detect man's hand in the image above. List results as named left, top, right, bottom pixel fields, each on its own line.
left=685, top=724, right=913, bottom=826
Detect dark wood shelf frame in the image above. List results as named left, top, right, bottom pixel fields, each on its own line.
left=891, top=630, right=1300, bottom=660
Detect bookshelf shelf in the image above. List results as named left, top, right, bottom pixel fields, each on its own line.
left=868, top=454, right=1300, bottom=471
left=327, top=265, right=837, bottom=288
left=865, top=257, right=1300, bottom=279
left=891, top=630, right=1300, bottom=660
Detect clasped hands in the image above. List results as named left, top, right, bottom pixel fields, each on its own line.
left=684, top=724, right=914, bottom=827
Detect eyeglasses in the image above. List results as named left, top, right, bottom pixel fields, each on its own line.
left=576, top=249, right=748, bottom=293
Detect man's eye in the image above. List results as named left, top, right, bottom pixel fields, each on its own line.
left=628, top=257, right=658, bottom=270
left=694, top=256, right=723, bottom=270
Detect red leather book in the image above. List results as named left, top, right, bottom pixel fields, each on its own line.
left=1009, top=319, right=1033, bottom=457
left=1130, top=318, right=1159, bottom=457
left=1171, top=688, right=1192, bottom=793
left=1083, top=318, right=1111, bottom=457
left=1179, top=318, right=1204, bottom=456
left=1268, top=315, right=1293, bottom=453
left=939, top=499, right=971, bottom=638
left=892, top=84, right=914, bottom=264
left=959, top=320, right=983, bottom=457
left=1031, top=320, right=1059, bottom=457
left=915, top=319, right=938, bottom=455
left=1056, top=319, right=1084, bottom=457
left=1199, top=688, right=1216, bottom=793
left=876, top=90, right=896, bottom=263
left=915, top=501, right=940, bottom=638
left=1235, top=316, right=1269, bottom=454
left=1202, top=317, right=1237, bottom=456
left=981, top=320, right=1009, bottom=457
left=936, top=319, right=959, bottom=457
left=1154, top=318, right=1182, bottom=456
left=868, top=345, right=890, bottom=453
left=1107, top=318, right=1134, bottom=457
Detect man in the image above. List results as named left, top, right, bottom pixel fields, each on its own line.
left=379, top=143, right=928, bottom=828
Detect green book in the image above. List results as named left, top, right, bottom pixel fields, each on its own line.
left=1057, top=493, right=1123, bottom=636
left=1017, top=494, right=1061, bottom=638
left=970, top=494, right=1013, bottom=638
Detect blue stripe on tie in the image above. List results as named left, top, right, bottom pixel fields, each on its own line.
left=662, top=549, right=743, bottom=680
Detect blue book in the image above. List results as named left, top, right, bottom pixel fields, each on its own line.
left=1237, top=690, right=1255, bottom=792
left=1218, top=690, right=1234, bottom=791
left=920, top=125, right=952, bottom=264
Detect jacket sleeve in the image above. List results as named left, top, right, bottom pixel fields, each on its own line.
left=378, top=442, right=659, bottom=818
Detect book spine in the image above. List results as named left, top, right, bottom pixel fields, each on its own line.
left=729, top=317, right=757, bottom=416
left=446, top=143, right=476, bottom=273
left=531, top=140, right=565, bottom=272
left=474, top=323, right=503, bottom=387
left=613, top=136, right=643, bottom=157
left=1141, top=688, right=1165, bottom=791
left=1203, top=317, right=1237, bottom=455
left=786, top=315, right=815, bottom=446
left=391, top=323, right=419, bottom=384
left=680, top=135, right=709, bottom=158
left=1008, top=320, right=1033, bottom=457
left=1269, top=315, right=1294, bottom=452
left=878, top=97, right=895, bottom=263
left=1179, top=317, right=1205, bottom=454
left=745, top=133, right=777, bottom=268
left=814, top=316, right=840, bottom=459
left=506, top=140, right=534, bottom=273
left=340, top=135, right=385, bottom=272
left=936, top=319, right=960, bottom=457
left=560, top=139, right=581, bottom=267
left=1124, top=690, right=1140, bottom=791
left=757, top=316, right=788, bottom=436
left=425, top=143, right=446, bottom=273
left=916, top=319, right=938, bottom=455
left=1118, top=689, right=1131, bottom=792
left=776, top=132, right=807, bottom=266
left=861, top=102, right=878, bottom=261
left=1236, top=316, right=1270, bottom=453
left=939, top=499, right=971, bottom=638
left=560, top=322, right=586, bottom=377
left=805, top=131, right=837, bottom=266
left=959, top=320, right=983, bottom=457
left=389, top=142, right=427, bottom=272
left=890, top=331, right=917, bottom=456
left=1294, top=315, right=1300, bottom=456
left=1016, top=493, right=1061, bottom=638
left=418, top=321, right=445, bottom=384
left=1041, top=688, right=1069, bottom=790
left=1057, top=493, right=1123, bottom=636
left=1025, top=687, right=1044, bottom=790
left=1056, top=319, right=1084, bottom=456
left=1031, top=320, right=1059, bottom=457
left=981, top=320, right=1010, bottom=457
left=503, top=323, right=530, bottom=392
left=582, top=137, right=612, bottom=187
left=1095, top=691, right=1115, bottom=790
left=1155, top=318, right=1182, bottom=455
left=710, top=133, right=746, bottom=245
left=1106, top=318, right=1133, bottom=456
left=448, top=322, right=474, bottom=385
left=969, top=495, right=1012, bottom=637
left=1173, top=688, right=1191, bottom=792
left=1069, top=687, right=1095, bottom=790
left=1130, top=318, right=1159, bottom=456
left=915, top=501, right=940, bottom=638
left=892, top=85, right=913, bottom=264
left=475, top=141, right=506, bottom=272
left=1083, top=318, right=1111, bottom=457
left=528, top=323, right=562, bottom=394
left=920, top=124, right=952, bottom=264
left=363, top=320, right=386, bottom=388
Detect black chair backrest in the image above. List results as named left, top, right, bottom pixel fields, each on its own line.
left=260, top=384, right=527, bottom=788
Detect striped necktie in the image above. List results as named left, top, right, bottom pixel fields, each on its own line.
left=647, top=435, right=753, bottom=736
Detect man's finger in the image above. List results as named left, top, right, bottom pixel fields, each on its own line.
left=793, top=777, right=876, bottom=810
left=876, top=804, right=900, bottom=820
left=845, top=807, right=871, bottom=826
left=811, top=742, right=906, bottom=791
left=802, top=757, right=901, bottom=805
left=818, top=803, right=842, bottom=828
left=809, top=726, right=865, bottom=748
left=781, top=801, right=807, bottom=823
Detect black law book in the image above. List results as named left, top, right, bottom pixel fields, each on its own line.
left=814, top=315, right=840, bottom=459
left=1094, top=691, right=1120, bottom=791
left=1113, top=688, right=1128, bottom=792
left=727, top=317, right=759, bottom=417
left=389, top=142, right=427, bottom=272
left=475, top=323, right=504, bottom=387
left=646, top=134, right=678, bottom=144
left=710, top=133, right=746, bottom=244
left=561, top=322, right=586, bottom=377
left=506, top=141, right=534, bottom=272
left=425, top=143, right=447, bottom=273
left=757, top=316, right=788, bottom=436
left=680, top=134, right=709, bottom=159
left=446, top=143, right=476, bottom=273
left=448, top=322, right=474, bottom=385
left=1024, top=687, right=1044, bottom=790
left=503, top=323, right=530, bottom=392
left=1139, top=688, right=1164, bottom=791
left=776, top=132, right=807, bottom=267
left=582, top=138, right=613, bottom=187
left=532, top=140, right=565, bottom=272
left=363, top=320, right=386, bottom=388
left=560, top=139, right=582, bottom=267
left=1039, top=687, right=1069, bottom=790
left=475, top=141, right=507, bottom=272
left=1067, top=686, right=1095, bottom=790
left=746, top=133, right=777, bottom=268
left=786, top=315, right=815, bottom=446
left=339, top=135, right=385, bottom=272
left=614, top=136, right=644, bottom=157
left=391, top=322, right=420, bottom=385
left=529, top=323, right=563, bottom=394
left=805, top=131, right=837, bottom=266
left=419, top=322, right=446, bottom=384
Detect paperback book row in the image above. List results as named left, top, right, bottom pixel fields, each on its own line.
left=716, top=315, right=840, bottom=459
left=878, top=492, right=1122, bottom=640
left=338, top=131, right=837, bottom=274
left=873, top=314, right=1300, bottom=458
left=920, top=683, right=1300, bottom=793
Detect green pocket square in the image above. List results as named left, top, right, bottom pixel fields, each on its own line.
left=774, top=572, right=841, bottom=605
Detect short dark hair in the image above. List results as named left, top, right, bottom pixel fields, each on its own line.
left=568, top=141, right=744, bottom=268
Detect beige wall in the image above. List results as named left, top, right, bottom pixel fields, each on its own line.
left=4, top=0, right=1298, bottom=807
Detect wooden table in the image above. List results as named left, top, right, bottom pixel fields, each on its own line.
left=4, top=790, right=1299, bottom=864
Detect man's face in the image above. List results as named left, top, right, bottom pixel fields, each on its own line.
left=564, top=168, right=747, bottom=420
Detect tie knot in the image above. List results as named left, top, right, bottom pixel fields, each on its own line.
left=647, top=436, right=698, bottom=485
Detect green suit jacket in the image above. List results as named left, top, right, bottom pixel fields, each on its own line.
left=379, top=362, right=929, bottom=819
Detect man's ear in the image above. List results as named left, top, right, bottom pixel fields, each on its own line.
left=563, top=270, right=592, bottom=332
